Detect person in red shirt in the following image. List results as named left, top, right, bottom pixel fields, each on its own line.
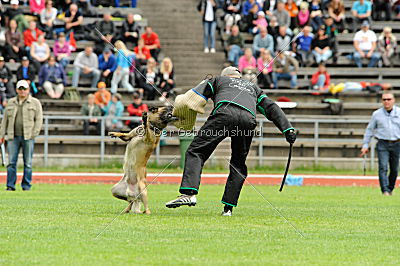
left=311, top=63, right=330, bottom=91
left=126, top=91, right=149, bottom=129
left=23, top=21, right=44, bottom=50
left=141, top=26, right=161, bottom=61
left=134, top=38, right=151, bottom=66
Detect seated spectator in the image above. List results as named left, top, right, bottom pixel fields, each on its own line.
left=95, top=13, right=116, bottom=54
left=312, top=25, right=333, bottom=64
left=353, top=21, right=380, bottom=68
left=311, top=63, right=330, bottom=91
left=72, top=46, right=101, bottom=88
left=351, top=0, right=372, bottom=32
left=297, top=2, right=310, bottom=29
left=111, top=41, right=135, bottom=94
left=81, top=93, right=102, bottom=135
left=294, top=26, right=313, bottom=66
left=285, top=0, right=298, bottom=30
left=257, top=50, right=274, bottom=89
left=273, top=1, right=291, bottom=34
left=16, top=56, right=38, bottom=93
left=98, top=47, right=116, bottom=87
left=139, top=57, right=159, bottom=100
left=242, top=0, right=262, bottom=32
left=263, top=0, right=278, bottom=17
left=0, top=57, right=16, bottom=98
left=227, top=25, right=244, bottom=66
left=378, top=27, right=397, bottom=67
left=324, top=16, right=339, bottom=63
left=328, top=0, right=345, bottom=33
left=23, top=21, right=44, bottom=54
left=121, top=13, right=141, bottom=47
left=238, top=48, right=256, bottom=73
left=38, top=56, right=67, bottom=99
left=104, top=93, right=124, bottom=131
left=310, top=0, right=324, bottom=32
left=30, top=35, right=51, bottom=72
left=63, top=3, right=84, bottom=38
left=223, top=0, right=241, bottom=34
left=158, top=57, right=175, bottom=102
left=267, top=16, right=279, bottom=37
left=30, top=0, right=45, bottom=15
left=4, top=0, right=29, bottom=33
left=275, top=26, right=292, bottom=52
left=53, top=32, right=71, bottom=69
left=39, top=0, right=58, bottom=39
left=134, top=38, right=152, bottom=66
left=126, top=91, right=148, bottom=130
left=272, top=51, right=299, bottom=89
left=252, top=11, right=268, bottom=34
left=5, top=19, right=24, bottom=63
left=141, top=26, right=161, bottom=60
left=372, top=0, right=391, bottom=21
left=94, top=82, right=111, bottom=110
left=252, top=27, right=274, bottom=58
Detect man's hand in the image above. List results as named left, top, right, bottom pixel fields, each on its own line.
left=103, top=69, right=110, bottom=77
left=284, top=129, right=296, bottom=144
left=360, top=148, right=368, bottom=156
left=367, top=51, right=373, bottom=58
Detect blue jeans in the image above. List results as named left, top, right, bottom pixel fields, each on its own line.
left=203, top=21, right=216, bottom=49
left=353, top=50, right=381, bottom=68
left=7, top=136, right=35, bottom=190
left=228, top=45, right=242, bottom=66
left=59, top=58, right=70, bottom=69
left=272, top=72, right=297, bottom=89
left=72, top=66, right=101, bottom=88
left=315, top=74, right=326, bottom=88
left=312, top=50, right=332, bottom=63
left=377, top=140, right=400, bottom=193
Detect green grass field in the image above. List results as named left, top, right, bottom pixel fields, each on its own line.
left=1, top=184, right=399, bottom=265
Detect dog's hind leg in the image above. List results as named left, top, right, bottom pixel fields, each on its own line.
left=123, top=201, right=134, bottom=213
left=139, top=180, right=151, bottom=215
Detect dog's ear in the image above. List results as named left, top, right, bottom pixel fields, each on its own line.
left=142, top=111, right=148, bottom=124
left=149, top=106, right=158, bottom=113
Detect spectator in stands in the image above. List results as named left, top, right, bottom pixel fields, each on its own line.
left=39, top=0, right=58, bottom=39
left=378, top=27, right=397, bottom=67
left=95, top=13, right=116, bottom=54
left=198, top=0, right=217, bottom=53
left=16, top=57, right=36, bottom=88
left=267, top=16, right=279, bottom=37
left=310, top=0, right=324, bottom=32
left=311, top=63, right=330, bottom=91
left=134, top=38, right=151, bottom=66
left=242, top=0, right=261, bottom=17
left=111, top=41, right=135, bottom=94
left=4, top=0, right=29, bottom=33
left=297, top=2, right=310, bottom=29
left=126, top=91, right=148, bottom=129
left=81, top=93, right=102, bottom=135
left=285, top=0, right=299, bottom=30
left=223, top=0, right=241, bottom=34
left=63, top=3, right=84, bottom=38
left=159, top=57, right=175, bottom=102
left=104, top=93, right=124, bottom=131
left=139, top=57, right=158, bottom=100
left=30, top=35, right=51, bottom=72
left=98, top=47, right=116, bottom=87
left=323, top=16, right=339, bottom=63
left=38, top=55, right=67, bottom=99
left=294, top=26, right=313, bottom=66
left=5, top=19, right=24, bottom=63
left=274, top=1, right=291, bottom=34
left=275, top=26, right=292, bottom=52
left=94, top=81, right=111, bottom=110
left=121, top=13, right=141, bottom=47
left=353, top=20, right=380, bottom=68
left=227, top=25, right=244, bottom=66
left=351, top=0, right=372, bottom=31
left=252, top=27, right=274, bottom=58
left=328, top=0, right=345, bottom=33
left=372, top=0, right=391, bottom=21
left=30, top=0, right=45, bottom=15
left=238, top=48, right=256, bottom=72
left=0, top=57, right=16, bottom=98
left=24, top=21, right=44, bottom=55
left=272, top=51, right=299, bottom=89
left=141, top=26, right=161, bottom=59
left=312, top=25, right=333, bottom=64
left=257, top=49, right=274, bottom=89
left=72, top=46, right=101, bottom=88
left=252, top=11, right=268, bottom=34
left=53, top=32, right=71, bottom=69
left=263, top=0, right=278, bottom=17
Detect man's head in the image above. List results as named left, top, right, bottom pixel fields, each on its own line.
left=231, top=25, right=239, bottom=36
left=103, top=47, right=112, bottom=56
left=87, top=93, right=95, bottom=105
left=361, top=20, right=369, bottom=32
left=103, top=13, right=112, bottom=22
left=259, top=27, right=267, bottom=37
left=221, top=66, right=242, bottom=78
left=70, top=3, right=78, bottom=13
left=318, top=63, right=326, bottom=73
left=11, top=0, right=19, bottom=8
left=127, top=13, right=134, bottom=23
left=29, top=21, right=37, bottom=31
left=132, top=91, right=142, bottom=104
left=48, top=55, right=56, bottom=66
left=303, top=26, right=311, bottom=35
left=85, top=46, right=93, bottom=56
left=16, top=80, right=30, bottom=98
left=279, top=25, right=287, bottom=36
left=277, top=1, right=285, bottom=11
left=324, top=16, right=333, bottom=26
left=145, top=26, right=153, bottom=35
left=22, top=56, right=29, bottom=67
left=382, top=93, right=395, bottom=111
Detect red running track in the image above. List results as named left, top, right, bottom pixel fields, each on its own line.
left=0, top=173, right=380, bottom=187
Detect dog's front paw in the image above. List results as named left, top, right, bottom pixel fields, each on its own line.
left=109, top=132, right=122, bottom=138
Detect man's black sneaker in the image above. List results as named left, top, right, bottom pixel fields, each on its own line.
left=165, top=195, right=197, bottom=208
left=6, top=187, right=15, bottom=191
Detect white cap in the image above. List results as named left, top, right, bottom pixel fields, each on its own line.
left=10, top=0, right=19, bottom=5
left=257, top=11, right=265, bottom=17
left=16, top=80, right=29, bottom=89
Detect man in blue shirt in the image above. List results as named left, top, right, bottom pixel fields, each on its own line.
left=98, top=47, right=116, bottom=87
left=351, top=0, right=372, bottom=31
left=294, top=26, right=314, bottom=66
left=361, top=93, right=400, bottom=196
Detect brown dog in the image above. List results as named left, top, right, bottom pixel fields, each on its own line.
left=109, top=106, right=178, bottom=214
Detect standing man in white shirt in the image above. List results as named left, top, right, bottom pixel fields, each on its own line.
left=353, top=20, right=381, bottom=68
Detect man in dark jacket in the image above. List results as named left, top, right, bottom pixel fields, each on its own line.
left=95, top=13, right=116, bottom=54
left=0, top=57, right=16, bottom=98
left=120, top=13, right=141, bottom=46
left=38, top=56, right=67, bottom=99
left=16, top=56, right=38, bottom=94
left=166, top=67, right=296, bottom=216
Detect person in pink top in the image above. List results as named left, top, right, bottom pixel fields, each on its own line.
left=30, top=0, right=45, bottom=15
left=257, top=49, right=274, bottom=88
left=53, top=32, right=71, bottom=69
left=238, top=48, right=256, bottom=72
left=252, top=11, right=268, bottom=34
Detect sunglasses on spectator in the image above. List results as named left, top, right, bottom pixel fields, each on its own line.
left=17, top=87, right=28, bottom=91
left=382, top=98, right=393, bottom=101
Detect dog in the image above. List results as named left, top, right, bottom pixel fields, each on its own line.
left=109, top=106, right=178, bottom=214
